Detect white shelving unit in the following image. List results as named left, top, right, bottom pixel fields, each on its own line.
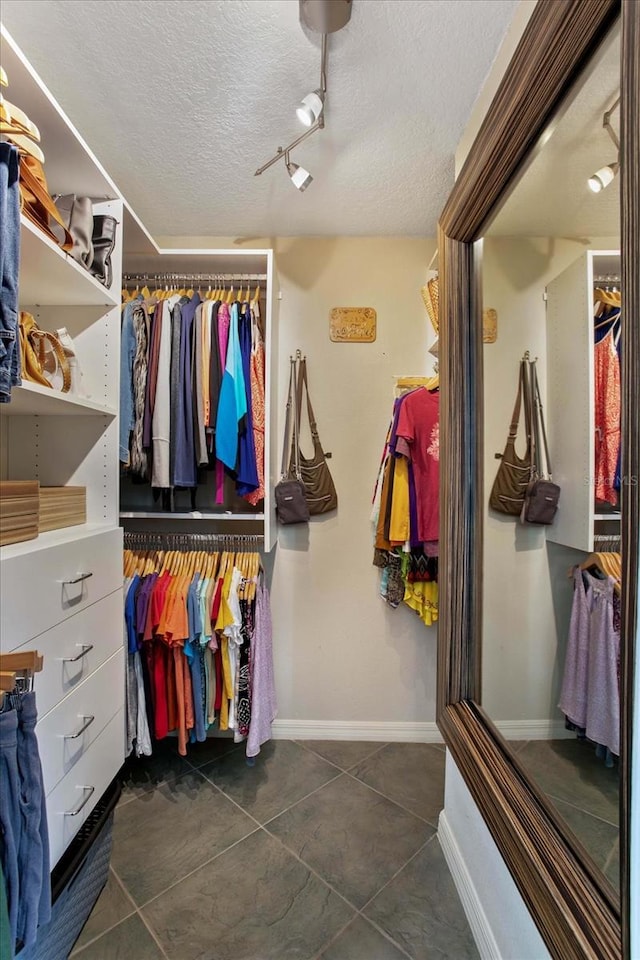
left=0, top=25, right=125, bottom=867
left=120, top=247, right=279, bottom=552
left=546, top=250, right=621, bottom=552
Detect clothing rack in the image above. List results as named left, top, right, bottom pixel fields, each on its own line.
left=593, top=274, right=621, bottom=285
left=122, top=273, right=267, bottom=284
left=594, top=533, right=621, bottom=551
left=123, top=531, right=263, bottom=551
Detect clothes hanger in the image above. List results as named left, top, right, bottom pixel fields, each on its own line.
left=252, top=284, right=261, bottom=304
left=572, top=552, right=621, bottom=594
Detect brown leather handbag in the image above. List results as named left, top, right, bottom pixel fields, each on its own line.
left=19, top=154, right=73, bottom=252
left=521, top=361, right=561, bottom=525
left=289, top=356, right=338, bottom=515
left=489, top=359, right=534, bottom=516
left=19, top=312, right=71, bottom=393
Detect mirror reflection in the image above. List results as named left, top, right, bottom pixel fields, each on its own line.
left=481, top=23, right=621, bottom=896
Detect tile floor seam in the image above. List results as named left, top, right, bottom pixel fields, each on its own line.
left=241, top=769, right=345, bottom=828
left=309, top=915, right=356, bottom=960
left=68, top=866, right=138, bottom=956
left=352, top=915, right=415, bottom=960
left=358, top=832, right=438, bottom=916
left=136, top=903, right=172, bottom=960
left=258, top=822, right=362, bottom=914
left=134, top=824, right=263, bottom=912
left=342, top=766, right=441, bottom=829
left=295, top=739, right=390, bottom=772
left=545, top=790, right=619, bottom=828
left=602, top=838, right=619, bottom=874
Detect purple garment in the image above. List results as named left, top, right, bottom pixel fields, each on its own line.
left=246, top=583, right=277, bottom=759
left=135, top=573, right=157, bottom=645
left=236, top=305, right=259, bottom=495
left=173, top=294, right=200, bottom=487
left=214, top=302, right=231, bottom=503
left=559, top=568, right=591, bottom=729
left=585, top=573, right=620, bottom=756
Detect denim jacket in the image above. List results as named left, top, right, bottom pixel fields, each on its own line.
left=0, top=143, right=22, bottom=403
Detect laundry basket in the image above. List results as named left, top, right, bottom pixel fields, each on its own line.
left=17, top=778, right=120, bottom=960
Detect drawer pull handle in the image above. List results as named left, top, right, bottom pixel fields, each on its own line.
left=63, top=715, right=95, bottom=740
left=64, top=785, right=95, bottom=817
left=59, top=644, right=94, bottom=663
left=59, top=572, right=93, bottom=586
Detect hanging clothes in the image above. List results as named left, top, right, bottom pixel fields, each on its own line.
left=120, top=286, right=266, bottom=511
left=594, top=324, right=621, bottom=507
left=122, top=546, right=274, bottom=759
left=372, top=385, right=440, bottom=625
left=0, top=686, right=51, bottom=954
left=559, top=566, right=621, bottom=761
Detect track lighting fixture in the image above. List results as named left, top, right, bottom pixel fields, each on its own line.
left=255, top=1, right=352, bottom=190
left=587, top=94, right=620, bottom=193
left=588, top=162, right=620, bottom=193
left=286, top=151, right=313, bottom=191
left=297, top=89, right=324, bottom=127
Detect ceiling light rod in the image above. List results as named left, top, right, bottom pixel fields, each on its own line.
left=603, top=94, right=620, bottom=150
left=254, top=119, right=323, bottom=177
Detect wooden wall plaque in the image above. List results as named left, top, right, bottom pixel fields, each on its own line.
left=330, top=307, right=377, bottom=342
left=483, top=308, right=498, bottom=343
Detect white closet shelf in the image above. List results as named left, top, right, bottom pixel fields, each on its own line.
left=0, top=522, right=118, bottom=562
left=1, top=382, right=116, bottom=417
left=19, top=216, right=119, bottom=308
left=594, top=513, right=621, bottom=521
left=120, top=512, right=265, bottom=521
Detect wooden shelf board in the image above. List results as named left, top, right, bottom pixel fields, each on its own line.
left=1, top=382, right=116, bottom=417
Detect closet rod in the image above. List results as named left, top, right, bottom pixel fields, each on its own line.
left=593, top=274, right=621, bottom=283
left=122, top=273, right=267, bottom=283
left=123, top=532, right=263, bottom=550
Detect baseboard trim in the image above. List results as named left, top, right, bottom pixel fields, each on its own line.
left=493, top=719, right=572, bottom=740
left=271, top=718, right=567, bottom=742
left=271, top=719, right=444, bottom=742
left=438, top=810, right=500, bottom=960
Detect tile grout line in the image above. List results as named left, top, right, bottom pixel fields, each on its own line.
left=68, top=867, right=137, bottom=957
left=294, top=739, right=390, bottom=771
left=359, top=832, right=437, bottom=916
left=340, top=765, right=442, bottom=829
left=544, top=790, right=620, bottom=829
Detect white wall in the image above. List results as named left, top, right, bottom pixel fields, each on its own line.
left=440, top=752, right=551, bottom=960
left=156, top=234, right=440, bottom=732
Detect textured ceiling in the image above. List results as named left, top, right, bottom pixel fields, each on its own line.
left=1, top=0, right=519, bottom=238
left=487, top=22, right=620, bottom=239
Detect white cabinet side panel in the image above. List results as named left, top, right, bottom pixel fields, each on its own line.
left=263, top=252, right=279, bottom=553
left=546, top=253, right=593, bottom=550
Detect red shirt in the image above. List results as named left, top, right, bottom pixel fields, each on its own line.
left=396, top=388, right=439, bottom=541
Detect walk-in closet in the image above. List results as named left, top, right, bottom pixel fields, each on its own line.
left=1, top=2, right=638, bottom=959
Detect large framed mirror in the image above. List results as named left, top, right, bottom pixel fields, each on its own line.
left=436, top=1, right=638, bottom=956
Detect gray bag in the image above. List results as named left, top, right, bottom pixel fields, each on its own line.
left=275, top=357, right=310, bottom=524
left=521, top=361, right=560, bottom=525
left=52, top=195, right=94, bottom=269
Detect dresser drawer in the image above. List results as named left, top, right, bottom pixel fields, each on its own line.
left=0, top=527, right=122, bottom=651
left=46, top=707, right=125, bottom=868
left=38, top=647, right=124, bottom=795
left=12, top=589, right=123, bottom=720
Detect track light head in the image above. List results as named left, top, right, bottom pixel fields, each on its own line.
left=588, top=161, right=620, bottom=193
left=286, top=152, right=313, bottom=191
left=296, top=89, right=324, bottom=127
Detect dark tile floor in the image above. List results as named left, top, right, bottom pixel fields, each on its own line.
left=70, top=739, right=479, bottom=960
left=511, top=738, right=620, bottom=892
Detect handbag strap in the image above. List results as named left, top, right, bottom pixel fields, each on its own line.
left=281, top=357, right=301, bottom=480
left=296, top=357, right=320, bottom=441
left=531, top=362, right=552, bottom=478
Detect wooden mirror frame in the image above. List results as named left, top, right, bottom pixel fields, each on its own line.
left=436, top=0, right=638, bottom=957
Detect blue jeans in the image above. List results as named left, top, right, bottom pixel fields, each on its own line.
left=0, top=693, right=51, bottom=953
left=15, top=693, right=51, bottom=947
left=0, top=142, right=21, bottom=403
